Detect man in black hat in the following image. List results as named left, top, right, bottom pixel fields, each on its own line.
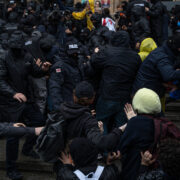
left=48, top=38, right=84, bottom=112
left=0, top=30, right=51, bottom=180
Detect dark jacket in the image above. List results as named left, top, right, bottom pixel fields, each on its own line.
left=131, top=6, right=151, bottom=43
left=0, top=122, right=34, bottom=138
left=0, top=50, right=45, bottom=122
left=147, top=0, right=165, bottom=45
left=88, top=26, right=110, bottom=54
left=118, top=115, right=154, bottom=180
left=60, top=102, right=122, bottom=152
left=48, top=57, right=83, bottom=111
left=57, top=164, right=120, bottom=180
left=137, top=166, right=178, bottom=180
left=90, top=31, right=141, bottom=101
left=133, top=43, right=180, bottom=98
left=127, top=0, right=149, bottom=23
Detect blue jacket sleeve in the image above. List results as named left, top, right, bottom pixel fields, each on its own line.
left=157, top=57, right=180, bottom=82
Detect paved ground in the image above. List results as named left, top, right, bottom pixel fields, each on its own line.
left=0, top=139, right=55, bottom=180
left=0, top=170, right=55, bottom=180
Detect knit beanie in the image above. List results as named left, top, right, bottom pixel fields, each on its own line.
left=75, top=81, right=94, bottom=99
left=132, top=88, right=161, bottom=114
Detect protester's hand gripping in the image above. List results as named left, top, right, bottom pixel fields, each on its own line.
left=35, top=127, right=44, bottom=136
left=59, top=151, right=73, bottom=165
left=35, top=58, right=52, bottom=71
left=119, top=123, right=127, bottom=132
left=107, top=151, right=121, bottom=165
left=13, top=123, right=26, bottom=127
left=13, top=93, right=27, bottom=103
left=98, top=121, right=104, bottom=133
left=124, top=103, right=137, bottom=120
left=141, top=151, right=156, bottom=166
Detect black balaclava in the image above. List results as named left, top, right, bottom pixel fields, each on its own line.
left=168, top=33, right=180, bottom=56
left=79, top=28, right=90, bottom=43
left=39, top=35, right=55, bottom=53
left=91, top=13, right=102, bottom=29
left=70, top=138, right=98, bottom=168
left=9, top=31, right=24, bottom=56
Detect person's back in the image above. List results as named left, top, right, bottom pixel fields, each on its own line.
left=133, top=45, right=168, bottom=97
left=59, top=81, right=123, bottom=152
left=133, top=34, right=180, bottom=98
left=91, top=31, right=141, bottom=101
left=118, top=88, right=161, bottom=180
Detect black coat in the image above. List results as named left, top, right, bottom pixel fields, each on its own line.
left=57, top=164, right=120, bottom=180
left=131, top=16, right=151, bottom=43
left=90, top=35, right=141, bottom=101
left=133, top=43, right=180, bottom=98
left=60, top=102, right=122, bottom=152
left=118, top=115, right=154, bottom=180
left=137, top=166, right=178, bottom=180
left=127, top=0, right=149, bottom=23
left=48, top=57, right=83, bottom=111
left=147, top=0, right=165, bottom=45
left=88, top=26, right=110, bottom=54
left=0, top=50, right=45, bottom=122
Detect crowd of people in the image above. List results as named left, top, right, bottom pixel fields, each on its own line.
left=0, top=0, right=180, bottom=180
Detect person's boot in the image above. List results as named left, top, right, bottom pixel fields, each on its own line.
left=7, top=169, right=23, bottom=180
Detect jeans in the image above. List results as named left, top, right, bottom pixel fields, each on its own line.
left=6, top=103, right=45, bottom=171
left=96, top=96, right=129, bottom=134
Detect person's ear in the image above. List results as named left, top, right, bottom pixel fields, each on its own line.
left=73, top=91, right=78, bottom=103
left=90, top=95, right=95, bottom=104
left=69, top=154, right=74, bottom=166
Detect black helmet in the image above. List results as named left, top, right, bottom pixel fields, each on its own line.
left=65, top=38, right=80, bottom=55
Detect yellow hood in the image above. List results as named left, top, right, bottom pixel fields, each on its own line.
left=138, top=38, right=157, bottom=61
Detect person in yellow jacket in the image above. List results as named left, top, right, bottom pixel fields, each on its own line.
left=72, top=0, right=95, bottom=30
left=138, top=38, right=157, bottom=62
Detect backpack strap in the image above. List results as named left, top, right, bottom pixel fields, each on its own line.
left=74, top=170, right=86, bottom=180
left=93, top=166, right=104, bottom=179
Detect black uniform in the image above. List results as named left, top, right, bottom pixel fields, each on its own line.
left=146, top=0, right=165, bottom=45
left=49, top=55, right=83, bottom=111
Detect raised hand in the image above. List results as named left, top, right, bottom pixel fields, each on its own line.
left=124, top=103, right=137, bottom=120
left=141, top=151, right=156, bottom=166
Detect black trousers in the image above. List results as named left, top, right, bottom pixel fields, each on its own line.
left=6, top=103, right=45, bottom=171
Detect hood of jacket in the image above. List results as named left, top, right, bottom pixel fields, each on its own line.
left=139, top=38, right=157, bottom=61
left=140, top=38, right=157, bottom=53
left=60, top=103, right=90, bottom=121
left=111, top=31, right=130, bottom=47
